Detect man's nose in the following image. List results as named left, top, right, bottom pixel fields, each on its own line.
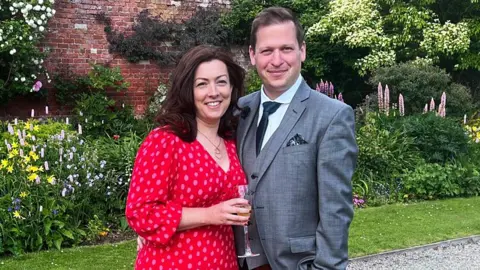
left=271, top=50, right=283, bottom=66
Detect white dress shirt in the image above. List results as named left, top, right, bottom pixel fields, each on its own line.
left=257, top=75, right=303, bottom=150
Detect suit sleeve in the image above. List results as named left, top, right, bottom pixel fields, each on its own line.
left=125, top=128, right=183, bottom=246
left=314, top=106, right=358, bottom=270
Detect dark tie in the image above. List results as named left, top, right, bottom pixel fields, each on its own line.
left=256, top=101, right=281, bottom=156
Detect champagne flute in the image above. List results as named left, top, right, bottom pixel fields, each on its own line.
left=237, top=184, right=259, bottom=258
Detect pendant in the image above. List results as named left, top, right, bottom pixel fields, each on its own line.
left=214, top=147, right=222, bottom=159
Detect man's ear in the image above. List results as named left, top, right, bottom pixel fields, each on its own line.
left=301, top=41, right=306, bottom=62
left=249, top=45, right=256, bottom=66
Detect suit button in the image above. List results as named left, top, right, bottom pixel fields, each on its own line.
left=251, top=174, right=258, bottom=179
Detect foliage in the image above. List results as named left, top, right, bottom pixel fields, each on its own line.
left=53, top=64, right=129, bottom=109
left=0, top=119, right=142, bottom=255
left=308, top=0, right=472, bottom=75
left=244, top=69, right=262, bottom=95
left=0, top=0, right=56, bottom=104
left=353, top=112, right=423, bottom=205
left=369, top=62, right=475, bottom=116
left=394, top=113, right=470, bottom=164
left=96, top=6, right=232, bottom=66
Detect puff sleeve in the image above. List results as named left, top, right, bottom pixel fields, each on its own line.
left=125, top=128, right=183, bottom=245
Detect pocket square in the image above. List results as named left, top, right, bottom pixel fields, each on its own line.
left=286, top=134, right=308, bottom=147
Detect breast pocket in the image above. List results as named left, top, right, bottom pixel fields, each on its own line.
left=282, top=144, right=312, bottom=154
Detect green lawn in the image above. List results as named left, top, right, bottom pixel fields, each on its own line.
left=1, top=197, right=479, bottom=269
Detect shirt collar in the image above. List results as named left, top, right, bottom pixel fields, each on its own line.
left=260, top=75, right=302, bottom=105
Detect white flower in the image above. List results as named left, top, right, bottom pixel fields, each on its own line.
left=39, top=0, right=44, bottom=4
left=29, top=36, right=33, bottom=40
left=52, top=9, right=56, bottom=15
left=39, top=26, right=45, bottom=32
left=9, top=6, right=14, bottom=11
left=21, top=8, right=27, bottom=14
left=19, top=37, right=22, bottom=40
left=10, top=49, right=16, bottom=55
left=26, top=4, right=32, bottom=10
left=41, top=6, right=46, bottom=11
left=37, top=20, right=43, bottom=25
left=14, top=77, right=18, bottom=81
left=20, top=77, right=25, bottom=82
left=33, top=5, right=41, bottom=11
left=50, top=0, right=55, bottom=4
left=47, top=7, right=51, bottom=12
left=41, top=14, right=46, bottom=20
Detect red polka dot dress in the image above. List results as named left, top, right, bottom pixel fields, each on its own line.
left=126, top=128, right=246, bottom=270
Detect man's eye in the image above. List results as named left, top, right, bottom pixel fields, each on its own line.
left=283, top=47, right=293, bottom=52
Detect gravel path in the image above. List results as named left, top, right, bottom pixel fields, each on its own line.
left=347, top=236, right=480, bottom=270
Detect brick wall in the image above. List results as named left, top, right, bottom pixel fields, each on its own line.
left=3, top=0, right=247, bottom=118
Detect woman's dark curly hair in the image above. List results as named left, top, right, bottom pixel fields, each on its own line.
left=156, top=45, right=246, bottom=142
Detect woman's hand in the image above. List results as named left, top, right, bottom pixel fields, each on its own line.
left=206, top=198, right=251, bottom=226
left=137, top=235, right=145, bottom=252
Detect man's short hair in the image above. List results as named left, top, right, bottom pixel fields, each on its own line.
left=250, top=6, right=305, bottom=49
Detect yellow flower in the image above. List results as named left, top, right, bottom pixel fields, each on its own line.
left=30, top=152, right=39, bottom=161
left=47, top=175, right=55, bottom=184
left=28, top=173, right=38, bottom=182
left=9, top=149, right=19, bottom=158
left=13, top=211, right=22, bottom=219
left=25, top=123, right=30, bottom=130
left=98, top=231, right=108, bottom=237
left=1, top=159, right=8, bottom=167
left=27, top=166, right=39, bottom=173
left=473, top=126, right=478, bottom=132
left=24, top=156, right=31, bottom=163
left=34, top=125, right=39, bottom=132
left=12, top=142, right=18, bottom=148
left=7, top=165, right=13, bottom=173
left=19, top=191, right=28, bottom=198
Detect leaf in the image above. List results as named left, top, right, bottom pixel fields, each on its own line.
left=44, top=219, right=52, bottom=235
left=53, top=234, right=64, bottom=250
left=35, top=233, right=43, bottom=251
left=60, top=229, right=75, bottom=240
left=52, top=220, right=65, bottom=229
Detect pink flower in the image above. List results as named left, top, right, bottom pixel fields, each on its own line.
left=384, top=85, right=390, bottom=115
left=32, top=81, right=42, bottom=92
left=377, top=83, right=384, bottom=112
left=429, top=98, right=435, bottom=112
left=398, top=94, right=405, bottom=116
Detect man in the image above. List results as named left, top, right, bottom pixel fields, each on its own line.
left=235, top=7, right=358, bottom=270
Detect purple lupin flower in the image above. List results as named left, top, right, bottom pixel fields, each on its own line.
left=384, top=85, right=390, bottom=115
left=429, top=98, right=435, bottom=112
left=329, top=82, right=334, bottom=98
left=338, top=93, right=344, bottom=103
left=398, top=94, right=405, bottom=116
left=440, top=92, right=446, bottom=117
left=423, top=104, right=428, bottom=114
left=378, top=83, right=384, bottom=112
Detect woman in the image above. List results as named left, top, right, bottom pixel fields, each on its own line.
left=125, top=45, right=250, bottom=270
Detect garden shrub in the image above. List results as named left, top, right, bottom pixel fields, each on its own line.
left=0, top=0, right=56, bottom=105
left=354, top=112, right=423, bottom=205
left=402, top=162, right=466, bottom=199
left=369, top=62, right=475, bottom=116
left=395, top=113, right=469, bottom=163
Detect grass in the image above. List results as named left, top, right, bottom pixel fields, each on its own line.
left=1, top=197, right=479, bottom=269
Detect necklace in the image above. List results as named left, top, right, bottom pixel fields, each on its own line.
left=197, top=130, right=222, bottom=159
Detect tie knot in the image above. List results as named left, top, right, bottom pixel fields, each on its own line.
left=262, top=101, right=281, bottom=115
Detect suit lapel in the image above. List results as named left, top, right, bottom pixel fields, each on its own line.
left=238, top=92, right=261, bottom=164
left=256, top=82, right=311, bottom=181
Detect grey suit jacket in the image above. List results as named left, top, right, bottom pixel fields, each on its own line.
left=235, top=81, right=358, bottom=270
